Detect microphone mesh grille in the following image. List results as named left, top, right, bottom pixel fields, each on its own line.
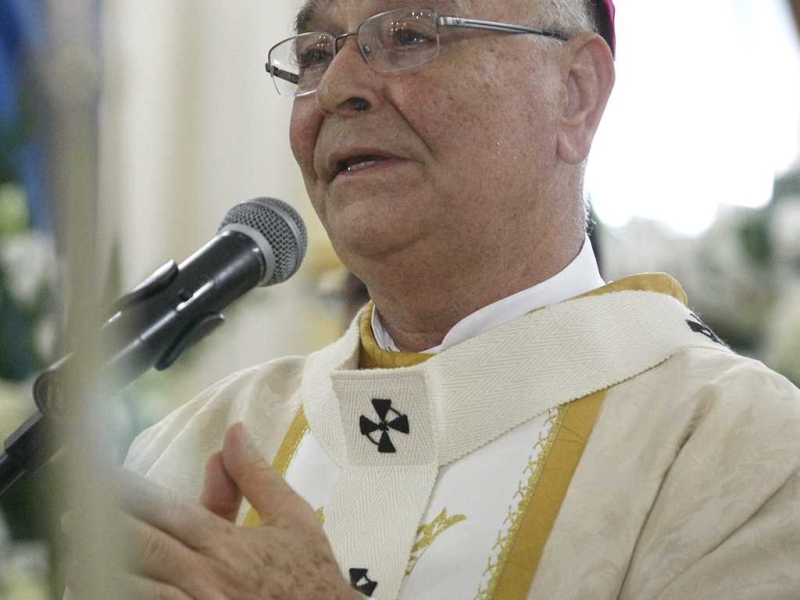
left=218, top=197, right=308, bottom=285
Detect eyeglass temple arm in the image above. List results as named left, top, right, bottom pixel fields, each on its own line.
left=266, top=63, right=300, bottom=85
left=438, top=16, right=569, bottom=42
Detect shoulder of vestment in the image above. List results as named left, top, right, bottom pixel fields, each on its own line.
left=124, top=355, right=307, bottom=499
left=535, top=345, right=800, bottom=600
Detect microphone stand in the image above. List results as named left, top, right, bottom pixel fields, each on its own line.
left=0, top=411, right=61, bottom=497
left=0, top=258, right=227, bottom=497
left=0, top=197, right=296, bottom=497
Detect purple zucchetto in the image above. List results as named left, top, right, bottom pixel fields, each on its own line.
left=596, top=0, right=616, bottom=56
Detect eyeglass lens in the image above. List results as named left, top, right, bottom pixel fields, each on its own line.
left=268, top=8, right=440, bottom=97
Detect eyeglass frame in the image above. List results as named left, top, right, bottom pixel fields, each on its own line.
left=265, top=8, right=571, bottom=98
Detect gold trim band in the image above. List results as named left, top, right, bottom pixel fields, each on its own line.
left=487, top=390, right=607, bottom=599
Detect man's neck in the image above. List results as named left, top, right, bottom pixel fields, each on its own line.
left=362, top=231, right=586, bottom=353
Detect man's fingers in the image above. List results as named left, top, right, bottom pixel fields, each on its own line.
left=201, top=450, right=243, bottom=522
left=111, top=467, right=227, bottom=550
left=221, top=422, right=317, bottom=527
left=121, top=512, right=203, bottom=592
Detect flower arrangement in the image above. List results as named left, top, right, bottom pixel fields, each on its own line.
left=0, top=188, right=57, bottom=600
left=1, top=3, right=58, bottom=591
left=0, top=184, right=58, bottom=384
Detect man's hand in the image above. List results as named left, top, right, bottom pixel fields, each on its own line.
left=66, top=423, right=359, bottom=600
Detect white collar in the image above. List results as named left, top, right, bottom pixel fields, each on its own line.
left=371, top=235, right=605, bottom=353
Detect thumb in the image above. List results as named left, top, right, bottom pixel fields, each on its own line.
left=221, top=422, right=316, bottom=528
left=200, top=450, right=243, bottom=522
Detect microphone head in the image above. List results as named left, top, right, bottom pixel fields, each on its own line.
left=218, top=197, right=308, bottom=286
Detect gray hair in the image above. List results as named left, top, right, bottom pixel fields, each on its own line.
left=535, top=0, right=597, bottom=35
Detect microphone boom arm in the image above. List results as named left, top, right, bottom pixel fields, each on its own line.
left=0, top=233, right=257, bottom=496
left=0, top=197, right=307, bottom=497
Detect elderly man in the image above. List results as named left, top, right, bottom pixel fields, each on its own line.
left=107, top=1, right=800, bottom=599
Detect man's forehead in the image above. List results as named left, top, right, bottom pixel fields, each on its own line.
left=295, top=0, right=471, bottom=33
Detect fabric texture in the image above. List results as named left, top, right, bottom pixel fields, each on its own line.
left=125, top=274, right=800, bottom=599
left=531, top=348, right=800, bottom=600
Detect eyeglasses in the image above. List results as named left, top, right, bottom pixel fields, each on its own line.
left=266, top=7, right=570, bottom=98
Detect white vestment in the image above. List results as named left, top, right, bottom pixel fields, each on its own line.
left=126, top=275, right=800, bottom=600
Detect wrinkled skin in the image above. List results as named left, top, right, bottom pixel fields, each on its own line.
left=290, top=0, right=613, bottom=351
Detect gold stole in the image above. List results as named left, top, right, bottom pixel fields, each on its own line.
left=243, top=307, right=606, bottom=598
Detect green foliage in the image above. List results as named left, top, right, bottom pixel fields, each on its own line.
left=0, top=184, right=29, bottom=233
left=737, top=211, right=772, bottom=267
left=0, top=120, right=25, bottom=185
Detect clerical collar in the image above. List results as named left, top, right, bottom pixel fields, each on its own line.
left=371, top=235, right=605, bottom=354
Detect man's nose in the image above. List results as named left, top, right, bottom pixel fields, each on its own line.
left=315, top=35, right=381, bottom=115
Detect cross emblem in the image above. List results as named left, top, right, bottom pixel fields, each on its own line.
left=359, top=398, right=410, bottom=454
left=349, top=568, right=378, bottom=596
left=687, top=314, right=726, bottom=346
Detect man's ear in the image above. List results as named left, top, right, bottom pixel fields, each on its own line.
left=556, top=33, right=615, bottom=165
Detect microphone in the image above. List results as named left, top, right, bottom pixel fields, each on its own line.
left=0, top=197, right=306, bottom=494
left=35, top=197, right=308, bottom=415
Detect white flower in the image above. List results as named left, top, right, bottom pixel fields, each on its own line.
left=34, top=316, right=59, bottom=365
left=0, top=233, right=57, bottom=308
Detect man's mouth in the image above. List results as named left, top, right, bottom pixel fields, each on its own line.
left=335, top=155, right=391, bottom=176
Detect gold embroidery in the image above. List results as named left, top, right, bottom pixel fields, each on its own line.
left=313, top=505, right=464, bottom=576
left=406, top=508, right=468, bottom=576
left=476, top=407, right=564, bottom=599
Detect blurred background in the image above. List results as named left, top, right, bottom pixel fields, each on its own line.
left=1, top=0, right=799, bottom=597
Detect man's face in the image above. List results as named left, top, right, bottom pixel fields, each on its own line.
left=290, top=0, right=567, bottom=272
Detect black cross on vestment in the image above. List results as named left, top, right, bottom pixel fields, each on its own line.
left=349, top=568, right=378, bottom=596
left=359, top=398, right=410, bottom=454
left=687, top=314, right=726, bottom=346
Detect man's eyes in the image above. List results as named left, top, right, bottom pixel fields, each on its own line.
left=293, top=20, right=436, bottom=72
left=386, top=26, right=435, bottom=49
left=297, top=47, right=334, bottom=69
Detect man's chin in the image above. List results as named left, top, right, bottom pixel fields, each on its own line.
left=331, top=227, right=429, bottom=266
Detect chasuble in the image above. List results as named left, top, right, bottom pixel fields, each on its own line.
left=125, top=274, right=800, bottom=600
